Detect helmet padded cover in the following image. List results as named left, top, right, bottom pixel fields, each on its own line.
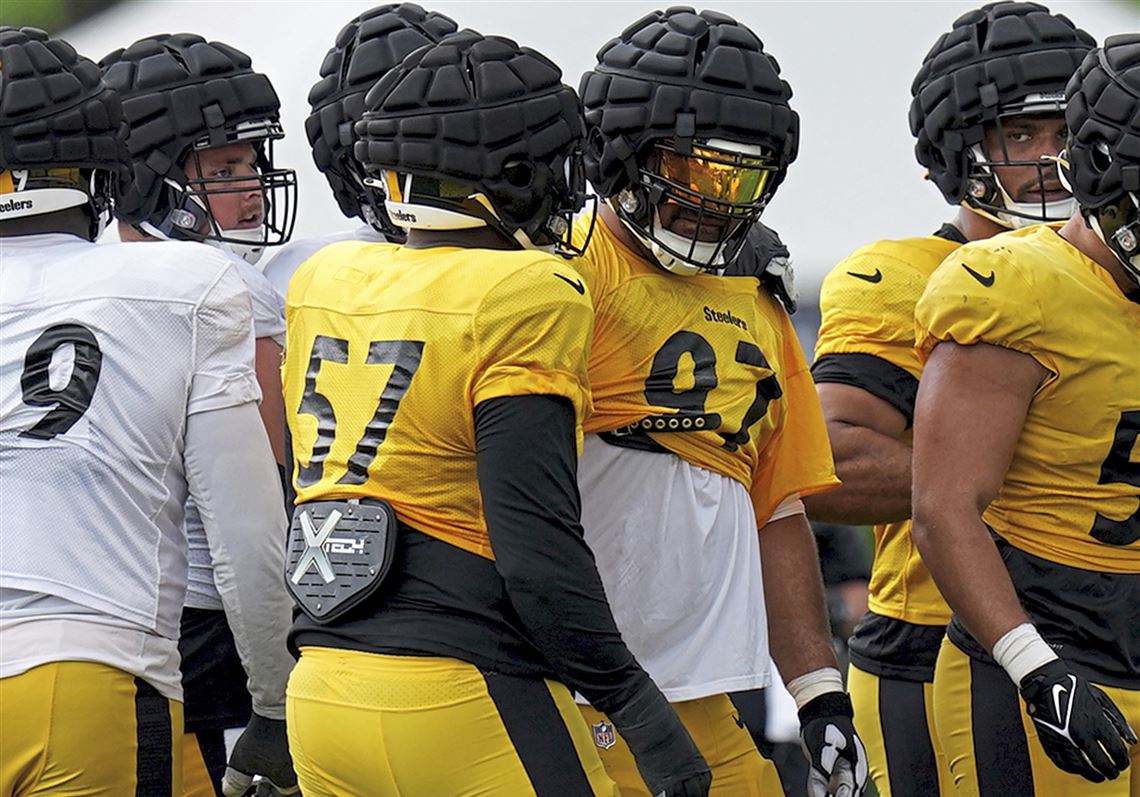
left=306, top=3, right=458, bottom=221
left=0, top=26, right=130, bottom=177
left=99, top=33, right=283, bottom=227
left=909, top=1, right=1094, bottom=205
left=578, top=7, right=799, bottom=198
left=355, top=30, right=584, bottom=235
left=1064, top=34, right=1140, bottom=210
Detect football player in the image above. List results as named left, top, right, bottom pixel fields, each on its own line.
left=912, top=33, right=1140, bottom=795
left=261, top=2, right=457, bottom=302
left=573, top=9, right=866, bottom=796
left=807, top=4, right=1094, bottom=795
left=99, top=34, right=298, bottom=797
left=0, top=26, right=292, bottom=797
left=280, top=30, right=710, bottom=797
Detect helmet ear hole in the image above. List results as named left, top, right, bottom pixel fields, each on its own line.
left=1091, top=140, right=1113, bottom=172
left=503, top=161, right=534, bottom=189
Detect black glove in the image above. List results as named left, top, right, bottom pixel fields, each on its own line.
left=1019, top=659, right=1137, bottom=783
left=799, top=692, right=868, bottom=797
left=606, top=685, right=712, bottom=797
left=221, top=713, right=299, bottom=797
left=721, top=221, right=797, bottom=314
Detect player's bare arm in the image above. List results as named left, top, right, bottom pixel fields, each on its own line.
left=807, top=383, right=911, bottom=525
left=911, top=340, right=1045, bottom=650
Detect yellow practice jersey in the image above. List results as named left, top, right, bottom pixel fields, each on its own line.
left=916, top=224, right=1140, bottom=574
left=572, top=219, right=838, bottom=525
left=283, top=241, right=594, bottom=560
left=814, top=230, right=963, bottom=626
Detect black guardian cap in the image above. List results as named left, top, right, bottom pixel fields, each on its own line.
left=910, top=2, right=1094, bottom=227
left=355, top=29, right=590, bottom=256
left=100, top=33, right=297, bottom=262
left=1064, top=34, right=1140, bottom=282
left=0, top=26, right=130, bottom=240
left=306, top=3, right=457, bottom=238
left=579, top=7, right=797, bottom=274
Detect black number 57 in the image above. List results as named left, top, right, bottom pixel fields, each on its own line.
left=294, top=335, right=424, bottom=488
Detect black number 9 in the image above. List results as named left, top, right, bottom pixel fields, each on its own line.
left=20, top=323, right=103, bottom=440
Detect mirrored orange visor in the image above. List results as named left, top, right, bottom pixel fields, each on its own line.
left=656, top=145, right=772, bottom=206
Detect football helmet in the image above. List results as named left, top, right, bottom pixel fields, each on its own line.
left=100, top=34, right=297, bottom=263
left=355, top=30, right=591, bottom=256
left=307, top=3, right=457, bottom=240
left=580, top=7, right=798, bottom=275
left=1063, top=34, right=1140, bottom=284
left=0, top=27, right=130, bottom=241
left=910, top=2, right=1094, bottom=229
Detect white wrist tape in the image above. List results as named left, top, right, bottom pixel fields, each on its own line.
left=993, top=623, right=1059, bottom=685
left=785, top=667, right=844, bottom=712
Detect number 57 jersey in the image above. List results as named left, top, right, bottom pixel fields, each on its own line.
left=575, top=222, right=838, bottom=525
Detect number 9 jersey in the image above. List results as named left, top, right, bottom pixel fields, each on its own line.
left=282, top=240, right=594, bottom=560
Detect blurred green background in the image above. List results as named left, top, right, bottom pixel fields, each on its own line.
left=3, top=0, right=1138, bottom=33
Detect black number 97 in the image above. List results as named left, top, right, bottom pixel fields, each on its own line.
left=19, top=323, right=103, bottom=440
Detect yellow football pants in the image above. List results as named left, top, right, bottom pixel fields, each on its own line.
left=934, top=637, right=1140, bottom=796
left=286, top=646, right=619, bottom=797
left=0, top=661, right=182, bottom=797
left=848, top=663, right=954, bottom=796
left=579, top=693, right=785, bottom=796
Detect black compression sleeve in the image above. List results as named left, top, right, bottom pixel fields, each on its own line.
left=474, top=394, right=653, bottom=715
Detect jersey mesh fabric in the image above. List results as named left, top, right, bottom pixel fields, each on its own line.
left=0, top=235, right=258, bottom=647
left=814, top=235, right=961, bottom=625
left=283, top=240, right=593, bottom=560
left=916, top=225, right=1140, bottom=574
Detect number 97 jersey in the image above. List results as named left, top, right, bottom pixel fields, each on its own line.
left=282, top=241, right=594, bottom=560
left=573, top=221, right=838, bottom=524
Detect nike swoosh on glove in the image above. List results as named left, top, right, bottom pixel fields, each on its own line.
left=799, top=692, right=868, bottom=797
left=221, top=713, right=300, bottom=796
left=1020, top=659, right=1137, bottom=783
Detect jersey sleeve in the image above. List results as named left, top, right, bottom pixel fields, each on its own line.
left=915, top=246, right=1047, bottom=369
left=752, top=303, right=840, bottom=525
left=471, top=260, right=595, bottom=428
left=813, top=248, right=928, bottom=422
left=233, top=257, right=286, bottom=345
left=189, top=262, right=261, bottom=415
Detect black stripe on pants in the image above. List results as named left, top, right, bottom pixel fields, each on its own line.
left=134, top=677, right=174, bottom=797
left=969, top=657, right=1033, bottom=797
left=482, top=671, right=596, bottom=796
left=879, top=677, right=940, bottom=797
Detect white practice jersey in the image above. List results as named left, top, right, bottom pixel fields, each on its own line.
left=0, top=234, right=260, bottom=698
left=262, top=225, right=388, bottom=308
left=577, top=434, right=770, bottom=702
left=184, top=249, right=284, bottom=611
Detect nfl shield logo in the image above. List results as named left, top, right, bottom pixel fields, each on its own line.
left=592, top=720, right=617, bottom=750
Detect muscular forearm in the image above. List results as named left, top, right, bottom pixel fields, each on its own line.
left=760, top=514, right=839, bottom=682
left=805, top=421, right=912, bottom=525
left=911, top=503, right=1029, bottom=652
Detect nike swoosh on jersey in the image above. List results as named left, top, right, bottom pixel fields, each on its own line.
left=554, top=273, right=586, bottom=294
left=847, top=268, right=882, bottom=284
left=961, top=263, right=995, bottom=287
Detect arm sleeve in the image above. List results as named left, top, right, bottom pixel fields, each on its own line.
left=189, top=264, right=262, bottom=415
left=475, top=394, right=655, bottom=716
left=184, top=402, right=294, bottom=720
